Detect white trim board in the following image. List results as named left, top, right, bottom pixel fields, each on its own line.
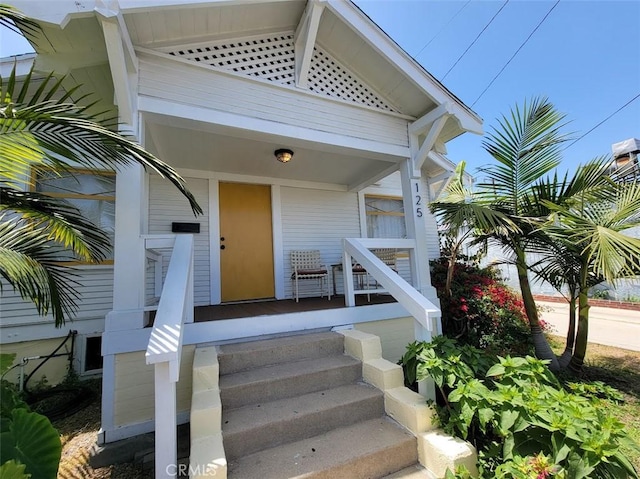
left=102, top=302, right=411, bottom=355
left=138, top=96, right=410, bottom=160
left=176, top=169, right=348, bottom=193
left=101, top=410, right=190, bottom=444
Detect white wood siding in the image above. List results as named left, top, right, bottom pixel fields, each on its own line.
left=421, top=176, right=442, bottom=261
left=281, top=187, right=361, bottom=299
left=371, top=171, right=403, bottom=191
left=148, top=176, right=210, bottom=306
left=137, top=54, right=409, bottom=147
left=0, top=267, right=113, bottom=329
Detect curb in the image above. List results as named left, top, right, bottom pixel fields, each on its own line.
left=534, top=295, right=640, bottom=312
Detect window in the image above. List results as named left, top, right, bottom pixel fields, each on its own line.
left=82, top=335, right=103, bottom=373
left=34, top=169, right=116, bottom=263
left=365, top=195, right=406, bottom=238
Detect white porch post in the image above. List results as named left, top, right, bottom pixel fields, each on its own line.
left=399, top=159, right=439, bottom=305
left=106, top=163, right=147, bottom=331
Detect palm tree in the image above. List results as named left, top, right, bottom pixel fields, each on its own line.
left=1, top=5, right=202, bottom=327
left=541, top=160, right=640, bottom=373
left=527, top=161, right=613, bottom=369
left=431, top=97, right=570, bottom=370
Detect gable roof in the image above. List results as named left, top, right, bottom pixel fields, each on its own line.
left=12, top=0, right=482, bottom=144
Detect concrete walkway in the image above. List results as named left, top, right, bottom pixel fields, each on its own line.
left=537, top=301, right=640, bottom=352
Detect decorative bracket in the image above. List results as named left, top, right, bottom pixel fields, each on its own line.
left=97, top=2, right=138, bottom=130
left=408, top=102, right=453, bottom=178
left=294, top=0, right=325, bottom=89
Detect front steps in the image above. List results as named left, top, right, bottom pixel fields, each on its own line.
left=190, top=330, right=477, bottom=479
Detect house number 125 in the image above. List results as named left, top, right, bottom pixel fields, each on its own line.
left=414, top=182, right=422, bottom=218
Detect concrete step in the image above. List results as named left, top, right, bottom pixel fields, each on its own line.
left=219, top=354, right=361, bottom=409
left=218, top=331, right=344, bottom=375
left=227, top=417, right=418, bottom=479
left=223, top=382, right=384, bottom=461
left=383, top=464, right=438, bottom=478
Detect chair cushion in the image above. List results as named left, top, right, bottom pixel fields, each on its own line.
left=296, top=269, right=327, bottom=275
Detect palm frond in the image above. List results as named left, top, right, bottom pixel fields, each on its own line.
left=1, top=188, right=111, bottom=262
left=477, top=96, right=571, bottom=215
left=430, top=161, right=521, bottom=236
left=0, top=216, right=82, bottom=327
left=1, top=64, right=202, bottom=216
left=0, top=4, right=39, bottom=38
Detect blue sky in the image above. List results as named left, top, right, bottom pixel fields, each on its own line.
left=2, top=1, right=638, bottom=178
left=353, top=0, right=640, bottom=176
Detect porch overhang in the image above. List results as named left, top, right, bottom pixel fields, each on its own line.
left=8, top=0, right=484, bottom=193
left=139, top=102, right=409, bottom=191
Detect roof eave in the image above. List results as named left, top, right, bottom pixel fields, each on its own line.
left=326, top=0, right=483, bottom=137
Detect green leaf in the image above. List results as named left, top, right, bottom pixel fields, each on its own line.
left=478, top=408, right=494, bottom=430
left=0, top=409, right=61, bottom=479
left=502, top=434, right=515, bottom=460
left=499, top=410, right=519, bottom=434
left=565, top=451, right=595, bottom=479
left=0, top=460, right=31, bottom=479
left=608, top=450, right=638, bottom=477
left=551, top=433, right=572, bottom=463
left=0, top=354, right=16, bottom=376
left=486, top=364, right=505, bottom=377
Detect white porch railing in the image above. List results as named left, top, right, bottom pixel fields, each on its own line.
left=145, top=234, right=194, bottom=479
left=343, top=238, right=441, bottom=398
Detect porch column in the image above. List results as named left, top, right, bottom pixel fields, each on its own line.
left=106, top=162, right=147, bottom=331
left=399, top=159, right=439, bottom=306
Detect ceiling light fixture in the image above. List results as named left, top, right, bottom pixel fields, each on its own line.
left=274, top=148, right=294, bottom=163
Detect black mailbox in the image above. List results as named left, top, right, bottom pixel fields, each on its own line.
left=171, top=222, right=200, bottom=233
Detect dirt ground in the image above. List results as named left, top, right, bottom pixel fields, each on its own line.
left=53, top=380, right=152, bottom=479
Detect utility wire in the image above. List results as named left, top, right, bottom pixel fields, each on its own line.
left=442, top=0, right=510, bottom=81
left=471, top=0, right=560, bottom=107
left=413, top=0, right=471, bottom=59
left=564, top=93, right=640, bottom=150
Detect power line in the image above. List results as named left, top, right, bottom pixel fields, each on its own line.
left=564, top=93, right=640, bottom=150
left=442, top=0, right=510, bottom=81
left=471, top=0, right=560, bottom=107
left=413, top=0, right=471, bottom=59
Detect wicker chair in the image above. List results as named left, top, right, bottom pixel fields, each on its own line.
left=290, top=250, right=331, bottom=302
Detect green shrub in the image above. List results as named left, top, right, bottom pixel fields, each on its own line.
left=0, top=353, right=61, bottom=479
left=408, top=339, right=639, bottom=478
left=430, top=258, right=536, bottom=357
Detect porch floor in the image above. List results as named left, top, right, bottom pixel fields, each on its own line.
left=194, top=294, right=396, bottom=322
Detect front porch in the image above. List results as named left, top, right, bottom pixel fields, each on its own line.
left=193, top=294, right=397, bottom=322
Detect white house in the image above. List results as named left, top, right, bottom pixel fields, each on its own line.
left=2, top=1, right=483, bottom=476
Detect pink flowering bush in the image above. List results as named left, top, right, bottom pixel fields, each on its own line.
left=431, top=258, right=536, bottom=356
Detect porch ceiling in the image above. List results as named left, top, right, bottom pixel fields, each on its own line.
left=144, top=113, right=400, bottom=189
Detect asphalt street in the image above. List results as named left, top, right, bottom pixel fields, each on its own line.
left=537, top=301, right=640, bottom=352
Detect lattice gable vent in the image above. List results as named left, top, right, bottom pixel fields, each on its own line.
left=168, top=33, right=297, bottom=85
left=167, top=33, right=397, bottom=112
left=309, top=47, right=396, bottom=113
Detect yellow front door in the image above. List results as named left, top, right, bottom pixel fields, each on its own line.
left=219, top=182, right=275, bottom=302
